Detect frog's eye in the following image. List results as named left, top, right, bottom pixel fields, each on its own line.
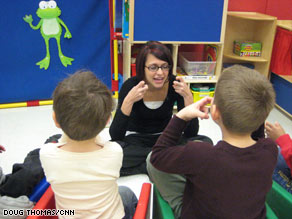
left=39, top=1, right=48, bottom=9
left=48, top=1, right=57, bottom=9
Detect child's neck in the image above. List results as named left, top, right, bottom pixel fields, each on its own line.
left=222, top=129, right=256, bottom=148
left=60, top=137, right=103, bottom=152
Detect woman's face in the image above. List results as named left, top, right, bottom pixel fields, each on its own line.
left=144, top=53, right=170, bottom=89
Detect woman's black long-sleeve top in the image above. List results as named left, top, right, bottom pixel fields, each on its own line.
left=109, top=75, right=199, bottom=141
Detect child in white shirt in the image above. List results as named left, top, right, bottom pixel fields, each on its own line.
left=40, top=70, right=137, bottom=219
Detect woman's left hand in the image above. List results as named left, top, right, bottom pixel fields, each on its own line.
left=173, top=76, right=193, bottom=106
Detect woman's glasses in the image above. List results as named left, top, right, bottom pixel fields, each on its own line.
left=145, top=64, right=171, bottom=72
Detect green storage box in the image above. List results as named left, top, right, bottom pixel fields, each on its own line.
left=233, top=40, right=262, bottom=57
left=153, top=186, right=175, bottom=219
left=266, top=180, right=292, bottom=218
left=153, top=184, right=278, bottom=219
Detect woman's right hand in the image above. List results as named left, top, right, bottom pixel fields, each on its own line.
left=121, top=81, right=148, bottom=116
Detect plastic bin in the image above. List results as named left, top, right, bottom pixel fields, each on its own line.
left=191, top=84, right=215, bottom=104
left=153, top=184, right=277, bottom=219
left=179, top=52, right=216, bottom=76
left=29, top=177, right=50, bottom=203
left=266, top=180, right=292, bottom=219
left=28, top=183, right=153, bottom=219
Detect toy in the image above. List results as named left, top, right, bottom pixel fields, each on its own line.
left=233, top=40, right=262, bottom=57
left=122, top=0, right=129, bottom=38
left=23, top=0, right=74, bottom=70
left=204, top=45, right=218, bottom=61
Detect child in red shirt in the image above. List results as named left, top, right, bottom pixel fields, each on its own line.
left=0, top=145, right=5, bottom=184
left=266, top=121, right=292, bottom=193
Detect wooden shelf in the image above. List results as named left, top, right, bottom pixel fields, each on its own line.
left=275, top=104, right=292, bottom=119
left=277, top=20, right=292, bottom=31
left=123, top=0, right=228, bottom=103
left=228, top=12, right=277, bottom=21
left=274, top=20, right=292, bottom=84
left=130, top=41, right=224, bottom=45
left=223, top=12, right=277, bottom=78
left=278, top=75, right=292, bottom=83
left=183, top=76, right=218, bottom=84
left=224, top=52, right=268, bottom=63
left=270, top=21, right=292, bottom=118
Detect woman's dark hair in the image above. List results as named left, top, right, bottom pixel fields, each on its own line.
left=136, top=41, right=173, bottom=81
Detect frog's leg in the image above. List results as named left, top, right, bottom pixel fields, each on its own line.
left=55, top=36, right=74, bottom=67
left=36, top=37, right=51, bottom=70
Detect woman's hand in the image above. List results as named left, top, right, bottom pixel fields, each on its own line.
left=121, top=81, right=148, bottom=116
left=265, top=121, right=286, bottom=141
left=176, top=97, right=212, bottom=121
left=173, top=76, right=193, bottom=106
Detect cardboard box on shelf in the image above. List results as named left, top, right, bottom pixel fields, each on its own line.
left=233, top=40, right=262, bottom=57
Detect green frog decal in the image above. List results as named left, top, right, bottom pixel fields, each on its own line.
left=23, top=0, right=74, bottom=70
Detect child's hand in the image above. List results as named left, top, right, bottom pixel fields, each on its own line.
left=176, top=97, right=212, bottom=121
left=0, top=145, right=6, bottom=153
left=265, top=121, right=286, bottom=141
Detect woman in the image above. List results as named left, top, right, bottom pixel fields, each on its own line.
left=110, top=41, right=210, bottom=176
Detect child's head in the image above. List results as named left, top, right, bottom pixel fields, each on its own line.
left=213, top=65, right=275, bottom=134
left=53, top=70, right=113, bottom=141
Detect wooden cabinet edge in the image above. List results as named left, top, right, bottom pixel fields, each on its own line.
left=223, top=53, right=268, bottom=63
left=227, top=12, right=277, bottom=21
left=275, top=104, right=292, bottom=119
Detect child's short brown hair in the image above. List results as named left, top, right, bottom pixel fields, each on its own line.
left=214, top=65, right=275, bottom=134
left=53, top=70, right=113, bottom=141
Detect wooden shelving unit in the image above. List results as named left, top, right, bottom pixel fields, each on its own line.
left=223, top=12, right=277, bottom=78
left=270, top=20, right=292, bottom=118
left=122, top=0, right=229, bottom=85
left=277, top=20, right=292, bottom=31
left=276, top=19, right=292, bottom=86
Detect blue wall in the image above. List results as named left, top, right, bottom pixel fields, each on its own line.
left=0, top=0, right=111, bottom=103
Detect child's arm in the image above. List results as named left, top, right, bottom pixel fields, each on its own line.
left=150, top=97, right=212, bottom=174
left=265, top=121, right=286, bottom=141
left=266, top=121, right=292, bottom=169
left=176, top=97, right=211, bottom=121
left=175, top=78, right=199, bottom=138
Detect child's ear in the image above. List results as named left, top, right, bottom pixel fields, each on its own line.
left=211, top=104, right=220, bottom=122
left=106, top=114, right=112, bottom=126
left=52, top=111, right=61, bottom=128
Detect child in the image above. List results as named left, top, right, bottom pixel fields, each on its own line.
left=40, top=70, right=137, bottom=219
left=0, top=145, right=5, bottom=184
left=0, top=145, right=5, bottom=153
left=147, top=65, right=277, bottom=218
left=265, top=121, right=292, bottom=193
